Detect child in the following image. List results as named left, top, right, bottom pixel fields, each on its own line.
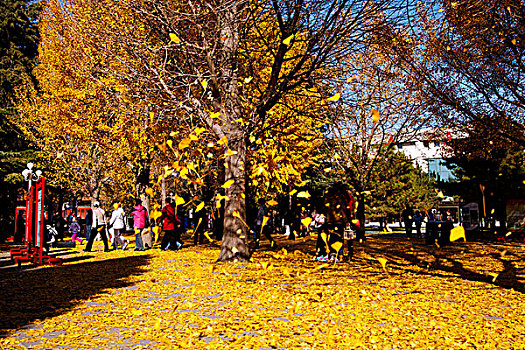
left=140, top=219, right=156, bottom=250
left=69, top=216, right=83, bottom=244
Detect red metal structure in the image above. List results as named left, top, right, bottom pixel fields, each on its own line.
left=10, top=177, right=62, bottom=267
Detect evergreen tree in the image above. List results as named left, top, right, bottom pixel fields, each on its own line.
left=0, top=0, right=41, bottom=239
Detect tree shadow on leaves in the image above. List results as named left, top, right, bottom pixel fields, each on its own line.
left=366, top=237, right=525, bottom=294
left=0, top=254, right=151, bottom=335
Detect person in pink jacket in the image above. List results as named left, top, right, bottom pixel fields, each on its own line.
left=130, top=199, right=149, bottom=251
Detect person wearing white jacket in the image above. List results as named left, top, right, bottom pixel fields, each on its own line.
left=109, top=203, right=128, bottom=250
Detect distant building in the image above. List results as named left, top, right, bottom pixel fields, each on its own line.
left=393, top=128, right=464, bottom=182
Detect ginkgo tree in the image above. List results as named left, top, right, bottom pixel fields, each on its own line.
left=109, top=0, right=409, bottom=262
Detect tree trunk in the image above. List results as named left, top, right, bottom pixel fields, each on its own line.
left=217, top=130, right=250, bottom=262
left=356, top=195, right=366, bottom=241
left=135, top=165, right=150, bottom=211
left=215, top=1, right=249, bottom=262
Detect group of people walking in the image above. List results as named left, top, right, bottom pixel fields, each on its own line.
left=81, top=198, right=185, bottom=253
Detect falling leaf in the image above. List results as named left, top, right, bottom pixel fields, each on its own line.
left=166, top=140, right=173, bottom=149
left=297, top=191, right=311, bottom=199
left=169, top=33, right=180, bottom=43
left=226, top=149, right=238, bottom=157
left=204, top=231, right=213, bottom=242
left=377, top=257, right=388, bottom=272
left=371, top=108, right=380, bottom=122
left=174, top=195, right=185, bottom=206
left=267, top=199, right=278, bottom=206
left=194, top=127, right=205, bottom=135
left=346, top=75, right=357, bottom=83
left=301, top=217, right=313, bottom=228
left=222, top=179, right=235, bottom=189
left=210, top=112, right=221, bottom=119
left=326, top=93, right=341, bottom=101
left=200, top=80, right=207, bottom=89
left=282, top=34, right=294, bottom=45
left=488, top=272, right=499, bottom=282
left=145, top=188, right=154, bottom=197
left=244, top=77, right=253, bottom=83
left=178, top=138, right=191, bottom=150
left=314, top=263, right=329, bottom=271
left=450, top=226, right=466, bottom=242
left=195, top=202, right=205, bottom=212
left=217, top=136, right=228, bottom=146
left=331, top=241, right=343, bottom=254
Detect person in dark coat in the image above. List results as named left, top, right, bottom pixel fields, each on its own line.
left=402, top=205, right=415, bottom=237
left=318, top=183, right=355, bottom=261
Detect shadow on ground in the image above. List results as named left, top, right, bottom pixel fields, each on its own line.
left=0, top=254, right=151, bottom=335
left=364, top=235, right=525, bottom=293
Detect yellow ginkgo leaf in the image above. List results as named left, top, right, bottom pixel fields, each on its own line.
left=244, top=77, right=253, bottom=83
left=226, top=149, right=238, bottom=157
left=314, top=263, right=329, bottom=270
left=174, top=195, right=185, bottom=206
left=169, top=33, right=180, bottom=43
left=377, top=257, right=388, bottom=271
left=301, top=217, right=313, bottom=228
left=450, top=226, right=466, bottom=242
left=222, top=179, right=235, bottom=189
left=282, top=34, right=294, bottom=45
left=371, top=108, right=380, bottom=122
left=178, top=138, right=191, bottom=150
left=151, top=211, right=162, bottom=221
left=346, top=75, right=357, bottom=83
left=326, top=93, right=341, bottom=101
left=231, top=246, right=239, bottom=254
left=200, top=80, right=207, bottom=89
left=56, top=151, right=63, bottom=158
left=204, top=231, right=214, bottom=242
left=488, top=272, right=499, bottom=282
left=217, top=136, right=228, bottom=146
left=262, top=216, right=270, bottom=227
left=189, top=134, right=199, bottom=141
left=145, top=188, right=154, bottom=197
left=267, top=199, right=278, bottom=206
left=261, top=261, right=270, bottom=270
left=297, top=191, right=311, bottom=199
left=331, top=241, right=343, bottom=253
left=320, top=232, right=328, bottom=246
left=195, top=202, right=205, bottom=212
left=166, top=140, right=173, bottom=149
left=194, top=127, right=205, bottom=135
left=210, top=112, right=221, bottom=119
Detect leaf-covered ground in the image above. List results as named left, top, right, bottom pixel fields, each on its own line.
left=1, top=232, right=524, bottom=349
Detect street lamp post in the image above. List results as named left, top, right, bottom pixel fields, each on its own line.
left=21, top=162, right=42, bottom=192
